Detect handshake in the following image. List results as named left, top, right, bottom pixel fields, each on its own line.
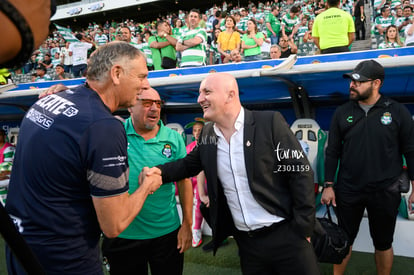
left=139, top=167, right=163, bottom=195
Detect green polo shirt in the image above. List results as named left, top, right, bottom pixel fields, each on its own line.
left=266, top=13, right=281, bottom=37
left=148, top=35, right=177, bottom=71
left=118, top=119, right=187, bottom=240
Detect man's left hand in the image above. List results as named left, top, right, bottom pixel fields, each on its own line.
left=177, top=222, right=192, bottom=253
left=38, top=84, right=68, bottom=98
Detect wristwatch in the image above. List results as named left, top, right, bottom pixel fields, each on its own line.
left=323, top=182, right=334, bottom=188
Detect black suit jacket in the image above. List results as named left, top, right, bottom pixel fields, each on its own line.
left=160, top=109, right=315, bottom=253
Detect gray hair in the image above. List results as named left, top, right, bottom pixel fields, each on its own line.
left=270, top=44, right=281, bottom=51
left=87, top=41, right=144, bottom=81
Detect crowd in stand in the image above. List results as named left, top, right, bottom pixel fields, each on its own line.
left=6, top=0, right=414, bottom=85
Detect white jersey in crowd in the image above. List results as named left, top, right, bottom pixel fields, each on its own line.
left=68, top=42, right=93, bottom=66
left=60, top=47, right=73, bottom=66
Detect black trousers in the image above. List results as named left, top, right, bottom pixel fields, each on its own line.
left=101, top=228, right=183, bottom=275
left=355, top=18, right=366, bottom=40
left=234, top=221, right=320, bottom=275
left=321, top=46, right=350, bottom=54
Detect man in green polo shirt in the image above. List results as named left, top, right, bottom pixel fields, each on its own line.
left=149, top=20, right=177, bottom=70
left=312, top=0, right=355, bottom=54
left=176, top=9, right=207, bottom=67
left=102, top=87, right=193, bottom=275
left=266, top=6, right=281, bottom=45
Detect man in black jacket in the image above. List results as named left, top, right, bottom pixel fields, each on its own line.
left=148, top=72, right=319, bottom=275
left=322, top=60, right=414, bottom=275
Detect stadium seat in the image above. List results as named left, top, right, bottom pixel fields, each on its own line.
left=165, top=122, right=186, bottom=144
left=291, top=119, right=327, bottom=209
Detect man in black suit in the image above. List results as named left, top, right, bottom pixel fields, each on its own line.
left=148, top=73, right=319, bottom=275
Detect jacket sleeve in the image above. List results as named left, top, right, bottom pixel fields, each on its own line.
left=325, top=109, right=342, bottom=182
left=272, top=112, right=315, bottom=238
left=158, top=145, right=203, bottom=183
left=399, top=104, right=414, bottom=179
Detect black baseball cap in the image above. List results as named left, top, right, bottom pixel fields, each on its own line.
left=343, top=60, right=385, bottom=83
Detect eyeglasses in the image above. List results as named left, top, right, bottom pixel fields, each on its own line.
left=350, top=79, right=373, bottom=87
left=137, top=98, right=163, bottom=108
left=280, top=39, right=288, bottom=42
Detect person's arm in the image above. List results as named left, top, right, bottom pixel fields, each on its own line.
left=321, top=110, right=343, bottom=207
left=150, top=34, right=177, bottom=49
left=360, top=4, right=365, bottom=21
left=313, top=36, right=320, bottom=49
left=44, top=62, right=53, bottom=69
left=165, top=34, right=178, bottom=47
left=82, top=36, right=97, bottom=47
left=376, top=0, right=386, bottom=10
left=148, top=141, right=204, bottom=183
left=176, top=178, right=193, bottom=253
left=303, top=31, right=312, bottom=43
left=407, top=23, right=414, bottom=36
left=150, top=37, right=170, bottom=49
left=375, top=17, right=385, bottom=34
left=197, top=171, right=209, bottom=207
left=266, top=22, right=276, bottom=36
left=254, top=34, right=264, bottom=46
left=288, top=38, right=298, bottom=53
left=290, top=24, right=299, bottom=39
left=182, top=36, right=203, bottom=48
left=241, top=39, right=258, bottom=49
left=347, top=32, right=355, bottom=46
left=93, top=170, right=162, bottom=238
left=281, top=23, right=287, bottom=37
left=175, top=41, right=187, bottom=52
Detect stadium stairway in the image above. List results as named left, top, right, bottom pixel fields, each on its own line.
left=352, top=0, right=373, bottom=52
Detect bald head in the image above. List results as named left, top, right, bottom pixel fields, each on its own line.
left=198, top=73, right=241, bottom=129
left=201, top=73, right=240, bottom=97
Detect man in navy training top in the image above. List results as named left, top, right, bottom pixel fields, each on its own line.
left=5, top=42, right=162, bottom=275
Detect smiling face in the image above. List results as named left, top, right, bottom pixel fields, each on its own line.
left=198, top=76, right=229, bottom=122
left=117, top=55, right=150, bottom=109
left=119, top=27, right=132, bottom=42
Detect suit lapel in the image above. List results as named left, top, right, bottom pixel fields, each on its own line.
left=203, top=124, right=219, bottom=197
left=243, top=110, right=255, bottom=184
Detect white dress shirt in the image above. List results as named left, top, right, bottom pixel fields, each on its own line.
left=214, top=108, right=284, bottom=231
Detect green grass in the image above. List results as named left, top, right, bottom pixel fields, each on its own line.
left=2, top=235, right=414, bottom=275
